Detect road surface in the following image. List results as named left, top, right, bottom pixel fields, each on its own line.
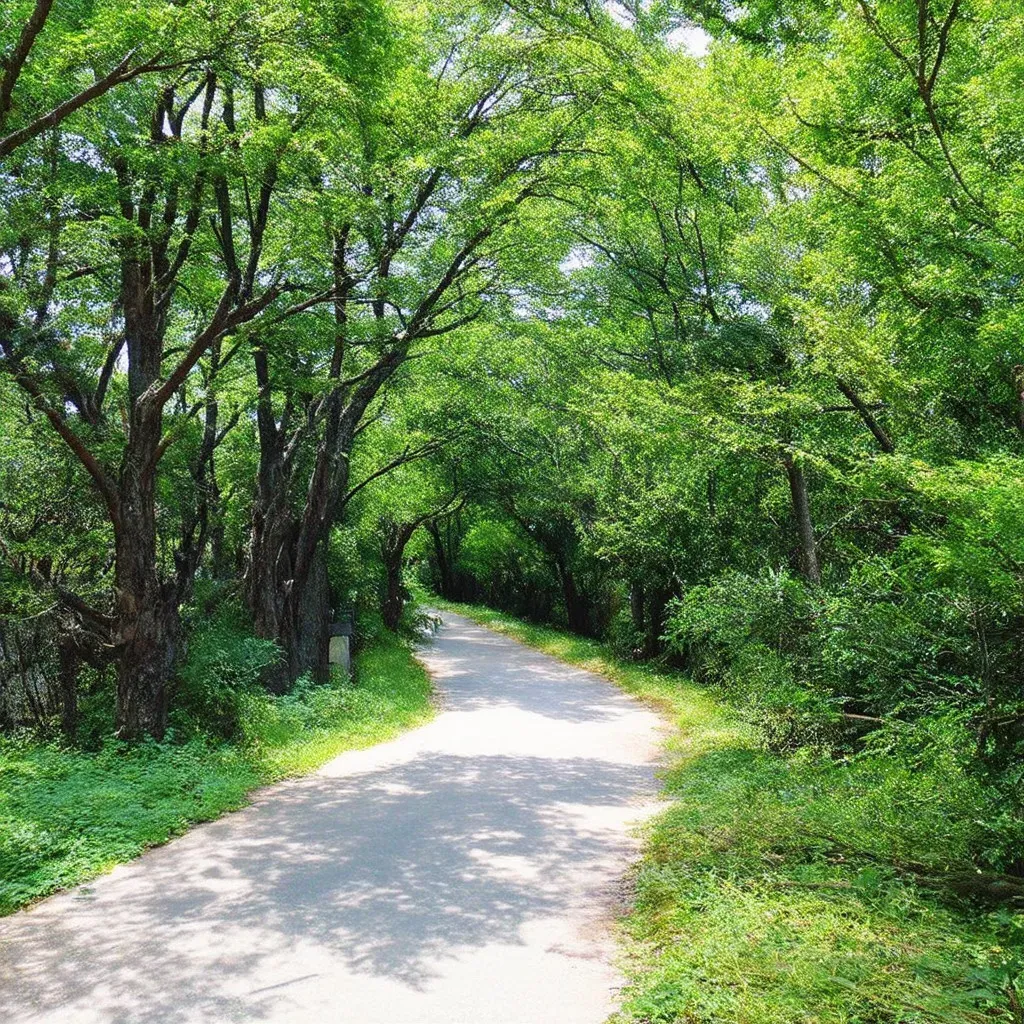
left=0, top=611, right=664, bottom=1024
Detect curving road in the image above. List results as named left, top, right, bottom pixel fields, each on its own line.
left=0, top=611, right=664, bottom=1024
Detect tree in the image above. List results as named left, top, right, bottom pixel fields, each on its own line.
left=0, top=3, right=340, bottom=736
left=240, top=2, right=599, bottom=680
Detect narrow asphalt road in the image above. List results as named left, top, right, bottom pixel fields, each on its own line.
left=0, top=611, right=664, bottom=1024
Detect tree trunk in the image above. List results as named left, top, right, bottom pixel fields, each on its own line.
left=112, top=432, right=180, bottom=737
left=208, top=476, right=229, bottom=580
left=245, top=446, right=297, bottom=690
left=113, top=592, right=178, bottom=739
left=556, top=560, right=589, bottom=635
left=382, top=555, right=405, bottom=632
left=630, top=581, right=646, bottom=634
left=292, top=550, right=330, bottom=682
left=644, top=586, right=670, bottom=659
left=782, top=452, right=821, bottom=584
left=247, top=518, right=331, bottom=690
left=245, top=227, right=379, bottom=684
left=427, top=520, right=455, bottom=599
left=112, top=257, right=180, bottom=737
left=2, top=91, right=274, bottom=738
left=56, top=639, right=79, bottom=742
left=245, top=418, right=353, bottom=689
left=836, top=379, right=895, bottom=453
left=381, top=521, right=417, bottom=632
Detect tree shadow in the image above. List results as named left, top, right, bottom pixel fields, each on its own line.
left=1, top=752, right=654, bottom=1022
left=1, top=610, right=662, bottom=1023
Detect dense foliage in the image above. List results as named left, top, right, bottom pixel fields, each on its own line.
left=2, top=0, right=1023, bottom=1017
left=411, top=0, right=1024, bottom=886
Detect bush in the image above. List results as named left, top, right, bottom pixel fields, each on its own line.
left=173, top=606, right=281, bottom=739
left=663, top=570, right=841, bottom=750
left=662, top=561, right=1024, bottom=874
left=237, top=669, right=370, bottom=750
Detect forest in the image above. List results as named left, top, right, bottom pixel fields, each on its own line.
left=1, top=0, right=1023, bottom=1020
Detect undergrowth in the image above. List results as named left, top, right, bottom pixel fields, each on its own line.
left=431, top=598, right=1024, bottom=1024
left=0, top=630, right=433, bottom=915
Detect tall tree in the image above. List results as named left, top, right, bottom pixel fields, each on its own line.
left=241, top=3, right=597, bottom=681
left=0, top=4, right=338, bottom=735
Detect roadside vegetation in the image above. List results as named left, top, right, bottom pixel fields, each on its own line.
left=435, top=599, right=1024, bottom=1024
left=0, top=623, right=432, bottom=915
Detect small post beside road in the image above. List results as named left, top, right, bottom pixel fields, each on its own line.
left=328, top=610, right=354, bottom=676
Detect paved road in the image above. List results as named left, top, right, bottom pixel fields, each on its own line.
left=0, top=611, right=663, bottom=1024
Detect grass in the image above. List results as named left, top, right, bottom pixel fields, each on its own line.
left=0, top=630, right=434, bottom=915
left=432, top=598, right=1024, bottom=1024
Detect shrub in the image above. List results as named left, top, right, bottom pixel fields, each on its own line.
left=173, top=607, right=281, bottom=739
left=663, top=570, right=840, bottom=750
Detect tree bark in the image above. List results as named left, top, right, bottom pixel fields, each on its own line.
left=112, top=394, right=181, bottom=737
left=381, top=521, right=417, bottom=632
left=427, top=520, right=455, bottom=599
left=644, top=586, right=670, bottom=659
left=556, top=558, right=590, bottom=635
left=782, top=451, right=821, bottom=584
left=382, top=552, right=406, bottom=632
left=293, top=550, right=331, bottom=682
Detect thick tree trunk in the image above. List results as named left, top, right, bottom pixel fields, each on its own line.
left=246, top=448, right=295, bottom=690
left=782, top=452, right=821, bottom=585
left=113, top=591, right=178, bottom=739
left=112, top=426, right=180, bottom=737
left=292, top=551, right=330, bottom=682
left=245, top=428, right=348, bottom=689
left=112, top=258, right=180, bottom=737
left=292, top=526, right=339, bottom=680
left=3, top=91, right=271, bottom=739
left=247, top=516, right=341, bottom=686
left=247, top=517, right=331, bottom=689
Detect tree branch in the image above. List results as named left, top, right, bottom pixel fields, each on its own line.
left=0, top=0, right=54, bottom=128
left=0, top=50, right=181, bottom=160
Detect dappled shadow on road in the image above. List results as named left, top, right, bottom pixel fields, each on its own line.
left=419, top=622, right=634, bottom=726
left=1, top=751, right=652, bottom=1022
left=1, top=611, right=661, bottom=1024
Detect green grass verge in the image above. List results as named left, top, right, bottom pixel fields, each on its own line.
left=0, top=631, right=434, bottom=915
left=432, top=598, right=1023, bottom=1024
